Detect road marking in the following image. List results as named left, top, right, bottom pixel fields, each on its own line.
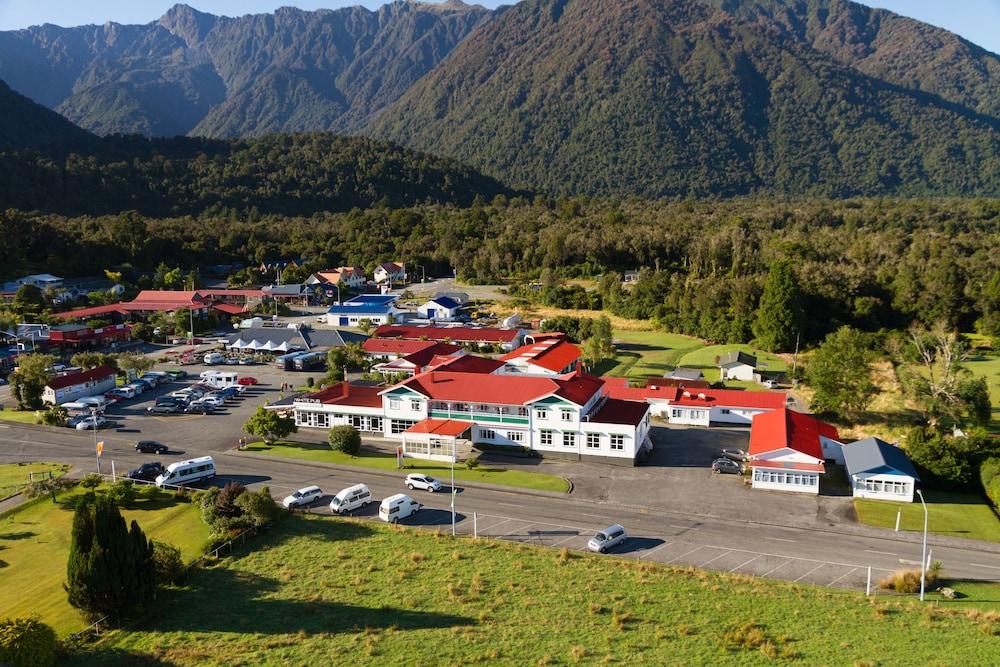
left=551, top=534, right=581, bottom=547
left=762, top=560, right=792, bottom=577
left=697, top=549, right=733, bottom=568
left=477, top=517, right=516, bottom=533
left=668, top=524, right=691, bottom=530
left=729, top=555, right=761, bottom=572
left=793, top=563, right=827, bottom=583
left=826, top=567, right=858, bottom=587
left=638, top=542, right=673, bottom=560
left=763, top=537, right=796, bottom=543
left=579, top=512, right=607, bottom=519
left=864, top=549, right=896, bottom=556
left=699, top=542, right=893, bottom=572
left=969, top=562, right=1000, bottom=571
left=667, top=545, right=705, bottom=564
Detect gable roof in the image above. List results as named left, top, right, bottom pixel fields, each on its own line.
left=227, top=327, right=366, bottom=350
left=425, top=296, right=461, bottom=310
left=843, top=437, right=920, bottom=480
left=363, top=338, right=439, bottom=356
left=391, top=370, right=601, bottom=406
left=378, top=262, right=404, bottom=273
left=399, top=343, right=463, bottom=368
left=305, top=382, right=383, bottom=409
left=374, top=324, right=521, bottom=343
left=666, top=367, right=703, bottom=381
left=46, top=365, right=116, bottom=390
left=589, top=398, right=650, bottom=426
left=749, top=408, right=839, bottom=460
left=718, top=351, right=757, bottom=368
left=428, top=355, right=506, bottom=374
left=671, top=388, right=786, bottom=410
left=501, top=338, right=582, bottom=373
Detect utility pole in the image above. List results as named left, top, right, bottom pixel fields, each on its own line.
left=917, top=489, right=928, bottom=602
left=791, top=331, right=800, bottom=386
left=451, top=440, right=457, bottom=537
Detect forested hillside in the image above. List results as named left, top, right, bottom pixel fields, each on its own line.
left=0, top=80, right=94, bottom=150
left=4, top=198, right=998, bottom=345
left=370, top=0, right=1000, bottom=198
left=0, top=132, right=512, bottom=216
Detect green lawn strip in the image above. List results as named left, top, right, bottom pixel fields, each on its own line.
left=678, top=343, right=788, bottom=383
left=0, top=462, right=69, bottom=497
left=923, top=580, right=1000, bottom=612
left=854, top=490, right=1000, bottom=543
left=244, top=441, right=570, bottom=493
left=604, top=329, right=706, bottom=379
left=0, top=486, right=211, bottom=635
left=0, top=409, right=42, bottom=424
left=961, top=353, right=1000, bottom=432
left=75, top=514, right=1000, bottom=666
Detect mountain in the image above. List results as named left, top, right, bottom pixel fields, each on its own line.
left=0, top=79, right=94, bottom=150
left=0, top=1, right=490, bottom=138
left=368, top=0, right=1000, bottom=197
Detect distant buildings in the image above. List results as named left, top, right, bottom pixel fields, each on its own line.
left=374, top=262, right=406, bottom=284
left=325, top=295, right=403, bottom=326
left=373, top=324, right=526, bottom=351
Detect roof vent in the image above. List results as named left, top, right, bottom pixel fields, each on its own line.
left=697, top=392, right=706, bottom=399
left=682, top=391, right=691, bottom=397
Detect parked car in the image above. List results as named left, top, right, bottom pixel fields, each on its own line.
left=135, top=440, right=169, bottom=454
left=379, top=494, right=421, bottom=523
left=712, top=458, right=744, bottom=475
left=282, top=485, right=323, bottom=508
left=237, top=376, right=259, bottom=386
left=103, top=391, right=124, bottom=403
left=147, top=403, right=181, bottom=415
left=761, top=379, right=777, bottom=389
left=720, top=448, right=749, bottom=462
left=127, top=462, right=165, bottom=482
left=185, top=402, right=217, bottom=414
left=329, top=484, right=372, bottom=514
left=165, top=369, right=188, bottom=380
left=405, top=474, right=442, bottom=493
left=199, top=395, right=226, bottom=408
left=203, top=352, right=225, bottom=365
left=218, top=386, right=241, bottom=399
left=588, top=524, right=628, bottom=553
left=75, top=416, right=110, bottom=430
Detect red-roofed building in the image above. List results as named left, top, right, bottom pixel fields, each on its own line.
left=373, top=324, right=526, bottom=351
left=363, top=338, right=440, bottom=361
left=293, top=382, right=386, bottom=433
left=500, top=338, right=581, bottom=375
left=374, top=262, right=406, bottom=284
left=601, top=378, right=786, bottom=427
left=427, top=355, right=506, bottom=374
left=306, top=267, right=367, bottom=290
left=47, top=323, right=131, bottom=350
left=748, top=408, right=842, bottom=494
left=43, top=366, right=117, bottom=405
left=371, top=343, right=464, bottom=377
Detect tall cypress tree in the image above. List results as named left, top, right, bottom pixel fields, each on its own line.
left=65, top=495, right=156, bottom=620
left=752, top=259, right=803, bottom=352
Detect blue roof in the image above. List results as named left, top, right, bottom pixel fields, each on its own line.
left=327, top=301, right=395, bottom=315
left=346, top=294, right=397, bottom=305
left=843, top=437, right=920, bottom=480
left=428, top=296, right=461, bottom=310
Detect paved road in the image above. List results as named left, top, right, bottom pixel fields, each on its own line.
left=2, top=421, right=998, bottom=592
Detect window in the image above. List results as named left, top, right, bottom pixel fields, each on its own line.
left=561, top=409, right=573, bottom=422
left=586, top=433, right=600, bottom=449
left=540, top=430, right=553, bottom=446
left=610, top=434, right=625, bottom=451
left=454, top=403, right=469, bottom=412
left=390, top=419, right=416, bottom=434
left=389, top=398, right=400, bottom=410
left=432, top=401, right=448, bottom=411
left=721, top=408, right=730, bottom=415
left=508, top=431, right=524, bottom=443
left=410, top=400, right=421, bottom=412
left=517, top=407, right=529, bottom=416
left=480, top=428, right=496, bottom=440
left=671, top=409, right=681, bottom=418
left=535, top=408, right=548, bottom=420
left=563, top=432, right=576, bottom=448
left=316, top=413, right=329, bottom=428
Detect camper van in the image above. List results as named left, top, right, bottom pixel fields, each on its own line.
left=199, top=370, right=239, bottom=389
left=78, top=396, right=109, bottom=410
left=378, top=494, right=422, bottom=524
left=203, top=352, right=225, bottom=365
left=154, top=456, right=216, bottom=487
left=329, top=484, right=372, bottom=514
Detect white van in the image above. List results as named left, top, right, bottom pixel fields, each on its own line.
left=78, top=396, right=109, bottom=410
left=199, top=370, right=238, bottom=389
left=126, top=382, right=145, bottom=396
left=378, top=493, right=421, bottom=524
left=203, top=352, right=225, bottom=365
left=329, top=484, right=372, bottom=514
left=155, top=456, right=216, bottom=487
left=116, top=385, right=136, bottom=399
left=59, top=401, right=90, bottom=412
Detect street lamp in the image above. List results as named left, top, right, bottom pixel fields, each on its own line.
left=451, top=439, right=456, bottom=536
left=916, top=488, right=928, bottom=601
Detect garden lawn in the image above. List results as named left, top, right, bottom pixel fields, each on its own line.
left=962, top=353, right=1000, bottom=432
left=0, top=409, right=42, bottom=424
left=243, top=441, right=570, bottom=493
left=854, top=490, right=1000, bottom=543
left=0, top=462, right=69, bottom=497
left=0, top=486, right=211, bottom=635
left=75, top=514, right=1000, bottom=666
left=678, top=344, right=788, bottom=383
left=597, top=329, right=706, bottom=378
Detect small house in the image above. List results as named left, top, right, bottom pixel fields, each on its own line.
left=374, top=262, right=406, bottom=285
left=843, top=437, right=920, bottom=503
left=326, top=294, right=402, bottom=327
left=306, top=267, right=367, bottom=290
left=748, top=408, right=840, bottom=494
left=417, top=296, right=461, bottom=321
left=43, top=366, right=117, bottom=405
left=718, top=351, right=757, bottom=382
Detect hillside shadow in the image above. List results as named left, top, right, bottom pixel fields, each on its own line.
left=0, top=530, right=36, bottom=541
left=141, top=567, right=472, bottom=635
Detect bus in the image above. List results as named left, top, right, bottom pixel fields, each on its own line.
left=293, top=351, right=325, bottom=371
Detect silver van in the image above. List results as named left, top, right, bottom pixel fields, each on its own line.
left=588, top=524, right=627, bottom=553
left=329, top=483, right=372, bottom=514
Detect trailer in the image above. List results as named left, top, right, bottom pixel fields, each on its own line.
left=292, top=351, right=325, bottom=371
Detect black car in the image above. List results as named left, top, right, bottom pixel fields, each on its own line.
left=185, top=402, right=217, bottom=414
left=135, top=440, right=169, bottom=454
left=128, top=462, right=164, bottom=482
left=711, top=458, right=744, bottom=475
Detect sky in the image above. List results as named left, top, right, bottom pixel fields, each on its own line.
left=0, top=0, right=997, bottom=54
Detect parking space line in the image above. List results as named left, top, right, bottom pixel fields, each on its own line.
left=550, top=533, right=582, bottom=547
left=969, top=563, right=1000, bottom=571
left=826, top=567, right=858, bottom=587
left=729, top=555, right=761, bottom=572
left=761, top=560, right=792, bottom=577
left=667, top=545, right=705, bottom=564
left=476, top=517, right=517, bottom=533
left=699, top=543, right=894, bottom=572
left=638, top=542, right=674, bottom=560
left=698, top=550, right=734, bottom=568
left=793, top=563, right=827, bottom=583
left=864, top=549, right=896, bottom=556
left=763, top=537, right=796, bottom=543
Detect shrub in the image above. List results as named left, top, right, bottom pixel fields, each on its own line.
left=328, top=425, right=362, bottom=456
left=235, top=486, right=280, bottom=528
left=136, top=484, right=161, bottom=500
left=214, top=482, right=246, bottom=518
left=23, top=477, right=75, bottom=499
left=306, top=376, right=315, bottom=388
left=152, top=540, right=185, bottom=586
left=981, top=457, right=1000, bottom=509
left=79, top=474, right=102, bottom=489
left=37, top=406, right=68, bottom=427
left=0, top=615, right=57, bottom=667
left=465, top=455, right=481, bottom=470
left=106, top=479, right=136, bottom=506
left=879, top=562, right=941, bottom=594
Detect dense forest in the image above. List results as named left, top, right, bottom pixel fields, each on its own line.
left=4, top=197, right=998, bottom=346
left=0, top=133, right=512, bottom=216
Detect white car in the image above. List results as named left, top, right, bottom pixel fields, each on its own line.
left=199, top=395, right=226, bottom=408
left=405, top=474, right=442, bottom=493
left=282, top=485, right=323, bottom=508
left=588, top=524, right=627, bottom=553
left=762, top=379, right=777, bottom=389
left=75, top=416, right=109, bottom=431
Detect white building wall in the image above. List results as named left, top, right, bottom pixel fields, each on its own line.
left=751, top=469, right=820, bottom=494
left=45, top=375, right=116, bottom=405
left=709, top=406, right=768, bottom=425
left=666, top=406, right=711, bottom=426
left=721, top=364, right=755, bottom=381
left=820, top=436, right=845, bottom=464
left=851, top=473, right=916, bottom=503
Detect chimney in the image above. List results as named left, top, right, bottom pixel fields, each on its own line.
left=682, top=391, right=691, bottom=397
left=697, top=392, right=706, bottom=400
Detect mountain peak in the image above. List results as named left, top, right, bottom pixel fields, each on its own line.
left=159, top=3, right=217, bottom=46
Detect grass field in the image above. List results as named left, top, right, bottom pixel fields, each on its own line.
left=0, top=462, right=69, bottom=497
left=0, top=486, right=211, bottom=635
left=597, top=330, right=705, bottom=378
left=962, top=353, right=1000, bottom=432
left=243, top=441, right=570, bottom=493
left=0, top=409, right=41, bottom=424
left=854, top=490, right=1000, bottom=543
left=678, top=344, right=789, bottom=382
left=75, top=514, right=1000, bottom=665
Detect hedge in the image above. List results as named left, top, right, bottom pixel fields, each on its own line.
left=981, top=457, right=1000, bottom=509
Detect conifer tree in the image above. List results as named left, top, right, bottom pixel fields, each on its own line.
left=752, top=259, right=803, bottom=352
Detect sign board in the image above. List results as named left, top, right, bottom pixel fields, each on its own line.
left=396, top=447, right=404, bottom=469
left=96, top=441, right=104, bottom=456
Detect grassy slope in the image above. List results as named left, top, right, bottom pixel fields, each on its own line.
left=0, top=410, right=42, bottom=424
left=962, top=353, right=1000, bottom=432
left=77, top=515, right=1000, bottom=666
left=0, top=488, right=211, bottom=635
left=678, top=344, right=788, bottom=380
left=854, top=491, right=1000, bottom=543
left=244, top=441, right=570, bottom=493
left=598, top=330, right=706, bottom=378
left=0, top=462, right=69, bottom=496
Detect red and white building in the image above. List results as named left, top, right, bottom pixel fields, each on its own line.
left=47, top=323, right=131, bottom=350
left=748, top=408, right=842, bottom=494
left=499, top=338, right=581, bottom=376
left=373, top=324, right=526, bottom=351
left=306, top=267, right=367, bottom=290
left=43, top=365, right=117, bottom=405
left=601, top=378, right=787, bottom=426
left=370, top=343, right=465, bottom=378
left=54, top=289, right=260, bottom=322
left=374, top=262, right=406, bottom=284
left=293, top=382, right=385, bottom=433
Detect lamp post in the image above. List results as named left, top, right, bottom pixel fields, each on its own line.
left=451, top=439, right=456, bottom=536
left=916, top=488, right=928, bottom=601
left=91, top=407, right=101, bottom=474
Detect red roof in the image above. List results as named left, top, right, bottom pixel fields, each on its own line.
left=54, top=304, right=129, bottom=320
left=364, top=339, right=439, bottom=356
left=589, top=398, right=650, bottom=426
left=46, top=365, right=116, bottom=390
left=501, top=339, right=581, bottom=373
left=374, top=324, right=521, bottom=343
left=749, top=408, right=840, bottom=460
left=600, top=376, right=675, bottom=402
left=307, top=382, right=383, bottom=408
left=198, top=289, right=265, bottom=298
left=395, top=370, right=601, bottom=406
left=212, top=303, right=246, bottom=315
left=670, top=388, right=787, bottom=410
left=429, top=355, right=506, bottom=374
left=404, top=418, right=472, bottom=438
left=399, top=343, right=463, bottom=368
left=646, top=378, right=711, bottom=390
